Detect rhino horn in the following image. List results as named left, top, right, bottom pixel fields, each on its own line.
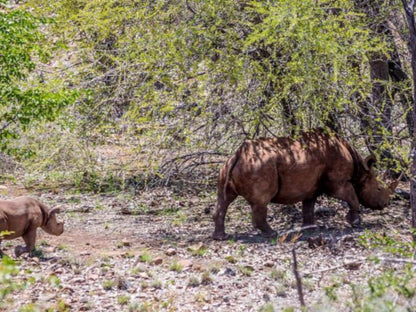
left=389, top=172, right=404, bottom=192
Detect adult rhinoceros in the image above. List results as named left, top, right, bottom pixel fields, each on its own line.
left=212, top=129, right=399, bottom=240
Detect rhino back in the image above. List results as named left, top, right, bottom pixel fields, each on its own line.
left=274, top=132, right=356, bottom=203
left=0, top=197, right=43, bottom=239
left=229, top=131, right=356, bottom=205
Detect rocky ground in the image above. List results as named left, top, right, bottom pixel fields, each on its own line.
left=0, top=183, right=414, bottom=311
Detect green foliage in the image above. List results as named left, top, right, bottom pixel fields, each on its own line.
left=358, top=230, right=416, bottom=258
left=0, top=2, right=76, bottom=154
left=102, top=279, right=115, bottom=290
left=117, top=295, right=130, bottom=306
left=188, top=244, right=207, bottom=257
left=246, top=0, right=385, bottom=126
left=0, top=255, right=23, bottom=304
left=26, top=0, right=388, bottom=144
left=318, top=232, right=416, bottom=311
left=139, top=250, right=153, bottom=264
left=238, top=265, right=254, bottom=276
left=258, top=303, right=275, bottom=312
left=345, top=266, right=416, bottom=311
left=14, top=0, right=409, bottom=188
left=169, top=261, right=183, bottom=272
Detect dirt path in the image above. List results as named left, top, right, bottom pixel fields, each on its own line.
left=1, top=186, right=414, bottom=311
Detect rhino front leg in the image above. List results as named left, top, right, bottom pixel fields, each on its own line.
left=302, top=197, right=317, bottom=226
left=251, top=204, right=276, bottom=238
left=15, top=230, right=37, bottom=257
left=328, top=182, right=361, bottom=226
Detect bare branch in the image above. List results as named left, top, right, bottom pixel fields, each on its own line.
left=302, top=256, right=416, bottom=278
left=292, top=247, right=306, bottom=308
left=185, top=0, right=197, bottom=15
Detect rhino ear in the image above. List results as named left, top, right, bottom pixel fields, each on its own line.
left=363, top=155, right=377, bottom=171
left=47, top=207, right=61, bottom=218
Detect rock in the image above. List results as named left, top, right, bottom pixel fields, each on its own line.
left=344, top=260, right=361, bottom=270
left=80, top=297, right=89, bottom=303
left=165, top=248, right=176, bottom=256
left=222, top=267, right=236, bottom=276
left=87, top=274, right=99, bottom=280
left=73, top=205, right=94, bottom=213
left=117, top=278, right=130, bottom=290
left=264, top=261, right=274, bottom=268
left=121, top=239, right=131, bottom=247
left=39, top=293, right=56, bottom=302
left=178, top=259, right=193, bottom=268
left=152, top=257, right=163, bottom=265
left=138, top=272, right=149, bottom=279
left=44, top=247, right=55, bottom=253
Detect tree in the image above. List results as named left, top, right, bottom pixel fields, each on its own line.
left=25, top=0, right=407, bottom=185
left=29, top=1, right=387, bottom=134
left=400, top=0, right=416, bottom=236
left=0, top=0, right=74, bottom=154
left=353, top=0, right=412, bottom=175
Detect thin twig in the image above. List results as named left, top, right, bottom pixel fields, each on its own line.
left=159, top=151, right=227, bottom=171
left=302, top=263, right=352, bottom=277
left=185, top=0, right=198, bottom=15
left=302, top=256, right=416, bottom=278
left=292, top=247, right=306, bottom=308
left=279, top=224, right=318, bottom=237
left=369, top=256, right=416, bottom=265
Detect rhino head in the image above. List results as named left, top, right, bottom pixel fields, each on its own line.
left=42, top=207, right=64, bottom=235
left=356, top=155, right=400, bottom=210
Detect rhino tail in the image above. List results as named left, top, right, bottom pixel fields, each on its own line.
left=223, top=144, right=242, bottom=201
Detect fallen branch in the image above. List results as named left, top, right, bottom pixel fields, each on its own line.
left=292, top=247, right=306, bottom=308
left=302, top=255, right=416, bottom=277
left=278, top=224, right=318, bottom=242
left=367, top=256, right=416, bottom=265
left=302, top=263, right=355, bottom=277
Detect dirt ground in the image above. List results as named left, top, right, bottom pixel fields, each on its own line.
left=0, top=183, right=414, bottom=311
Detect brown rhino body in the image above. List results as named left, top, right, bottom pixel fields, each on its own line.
left=0, top=197, right=64, bottom=257
left=213, top=129, right=398, bottom=240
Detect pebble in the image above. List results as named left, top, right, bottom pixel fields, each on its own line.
left=222, top=267, right=236, bottom=276
left=122, top=239, right=131, bottom=247
left=165, top=248, right=176, bottom=256
left=44, top=247, right=55, bottom=253
left=152, top=257, right=163, bottom=265
left=264, top=261, right=274, bottom=267
left=178, top=259, right=193, bottom=268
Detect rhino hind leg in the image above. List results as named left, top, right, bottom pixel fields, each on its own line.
left=302, top=198, right=317, bottom=226
left=212, top=192, right=237, bottom=240
left=14, top=245, right=28, bottom=257
left=251, top=204, right=276, bottom=238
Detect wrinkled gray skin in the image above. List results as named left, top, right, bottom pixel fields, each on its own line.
left=0, top=197, right=64, bottom=257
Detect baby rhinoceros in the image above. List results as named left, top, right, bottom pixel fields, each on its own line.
left=0, top=196, right=64, bottom=257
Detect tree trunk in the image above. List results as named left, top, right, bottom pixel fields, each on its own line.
left=353, top=2, right=396, bottom=171
left=389, top=46, right=414, bottom=136
left=401, top=0, right=416, bottom=237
